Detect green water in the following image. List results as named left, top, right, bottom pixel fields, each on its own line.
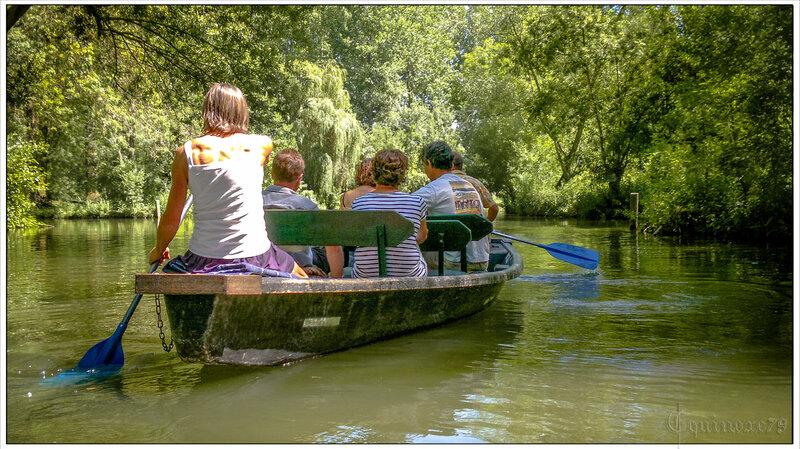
left=4, top=217, right=793, bottom=443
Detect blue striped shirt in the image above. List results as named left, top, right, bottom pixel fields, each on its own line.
left=351, top=191, right=428, bottom=278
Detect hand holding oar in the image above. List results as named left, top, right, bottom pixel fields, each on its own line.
left=492, top=230, right=599, bottom=270
left=74, top=194, right=194, bottom=370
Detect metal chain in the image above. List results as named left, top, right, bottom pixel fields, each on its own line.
left=154, top=293, right=174, bottom=352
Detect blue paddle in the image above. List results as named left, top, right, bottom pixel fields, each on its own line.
left=75, top=195, right=194, bottom=370
left=492, top=230, right=600, bottom=270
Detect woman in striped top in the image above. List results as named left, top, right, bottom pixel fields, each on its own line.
left=351, top=149, right=428, bottom=278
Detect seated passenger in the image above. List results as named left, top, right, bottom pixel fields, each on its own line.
left=340, top=157, right=376, bottom=267
left=414, top=141, right=489, bottom=272
left=262, top=149, right=344, bottom=278
left=149, top=83, right=307, bottom=278
left=351, top=149, right=428, bottom=278
left=340, top=157, right=376, bottom=209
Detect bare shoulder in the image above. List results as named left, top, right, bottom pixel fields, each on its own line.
left=183, top=134, right=273, bottom=165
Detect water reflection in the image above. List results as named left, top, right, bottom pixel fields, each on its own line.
left=160, top=299, right=525, bottom=443
left=5, top=217, right=793, bottom=443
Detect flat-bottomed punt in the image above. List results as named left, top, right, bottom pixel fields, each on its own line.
left=135, top=211, right=523, bottom=365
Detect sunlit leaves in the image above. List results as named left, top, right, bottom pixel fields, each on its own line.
left=6, top=139, right=47, bottom=229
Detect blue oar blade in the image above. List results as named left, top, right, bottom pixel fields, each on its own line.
left=543, top=243, right=600, bottom=270
left=77, top=328, right=124, bottom=368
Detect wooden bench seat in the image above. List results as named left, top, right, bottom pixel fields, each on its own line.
left=264, top=210, right=493, bottom=277
left=264, top=209, right=413, bottom=277
left=419, top=219, right=472, bottom=275
left=423, top=214, right=493, bottom=274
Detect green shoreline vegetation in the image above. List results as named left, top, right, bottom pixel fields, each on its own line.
left=6, top=5, right=792, bottom=241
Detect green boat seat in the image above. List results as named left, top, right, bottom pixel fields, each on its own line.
left=419, top=219, right=472, bottom=276
left=264, top=209, right=414, bottom=277
left=425, top=214, right=493, bottom=274
left=427, top=214, right=493, bottom=241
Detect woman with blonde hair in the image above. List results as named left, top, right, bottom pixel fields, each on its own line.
left=149, top=83, right=307, bottom=278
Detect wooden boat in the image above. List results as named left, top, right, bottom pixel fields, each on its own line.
left=135, top=211, right=523, bottom=366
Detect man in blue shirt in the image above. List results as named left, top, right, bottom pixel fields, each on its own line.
left=262, top=149, right=344, bottom=277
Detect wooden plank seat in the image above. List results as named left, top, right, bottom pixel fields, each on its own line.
left=418, top=219, right=472, bottom=275
left=424, top=214, right=494, bottom=274
left=427, top=214, right=493, bottom=241
left=264, top=209, right=414, bottom=277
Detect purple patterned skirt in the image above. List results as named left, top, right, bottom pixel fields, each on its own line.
left=165, top=244, right=299, bottom=275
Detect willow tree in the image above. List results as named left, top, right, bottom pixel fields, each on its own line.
left=291, top=61, right=364, bottom=208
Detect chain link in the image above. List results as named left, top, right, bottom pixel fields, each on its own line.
left=154, top=293, right=174, bottom=352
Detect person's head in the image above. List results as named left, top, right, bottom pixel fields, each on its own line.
left=372, top=149, right=408, bottom=187
left=271, top=149, right=305, bottom=189
left=355, top=157, right=376, bottom=187
left=420, top=141, right=454, bottom=170
left=202, top=83, right=249, bottom=136
left=452, top=151, right=464, bottom=171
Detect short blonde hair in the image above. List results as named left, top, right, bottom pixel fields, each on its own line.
left=202, top=83, right=249, bottom=135
left=271, top=149, right=305, bottom=182
left=372, top=149, right=408, bottom=187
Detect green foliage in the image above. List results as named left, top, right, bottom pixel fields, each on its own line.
left=290, top=61, right=364, bottom=208
left=5, top=5, right=792, bottom=241
left=6, top=138, right=47, bottom=229
left=640, top=5, right=793, bottom=239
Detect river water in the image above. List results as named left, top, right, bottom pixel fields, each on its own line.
left=4, top=217, right=794, bottom=443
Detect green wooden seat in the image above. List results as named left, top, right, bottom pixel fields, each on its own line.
left=264, top=209, right=414, bottom=277
left=427, top=214, right=493, bottom=241
left=425, top=214, right=493, bottom=274
left=419, top=220, right=472, bottom=275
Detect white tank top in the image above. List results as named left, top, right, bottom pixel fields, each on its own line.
left=184, top=140, right=270, bottom=258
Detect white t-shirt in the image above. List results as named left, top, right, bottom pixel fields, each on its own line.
left=413, top=173, right=489, bottom=264
left=351, top=191, right=428, bottom=278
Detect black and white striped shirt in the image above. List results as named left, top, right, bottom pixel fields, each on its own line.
left=351, top=191, right=428, bottom=278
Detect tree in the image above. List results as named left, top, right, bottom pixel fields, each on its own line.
left=6, top=5, right=322, bottom=216
left=498, top=6, right=592, bottom=190
left=643, top=5, right=792, bottom=238
left=6, top=138, right=47, bottom=229
left=499, top=6, right=673, bottom=207
left=454, top=36, right=530, bottom=202
left=320, top=5, right=460, bottom=127
left=290, top=61, right=364, bottom=208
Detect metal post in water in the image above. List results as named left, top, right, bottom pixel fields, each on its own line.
left=630, top=193, right=639, bottom=232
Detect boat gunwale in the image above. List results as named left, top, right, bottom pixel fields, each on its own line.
left=136, top=242, right=522, bottom=296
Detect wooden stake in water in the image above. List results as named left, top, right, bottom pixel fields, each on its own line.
left=630, top=193, right=639, bottom=232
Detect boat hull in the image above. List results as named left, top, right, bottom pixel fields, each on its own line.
left=137, top=241, right=522, bottom=365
